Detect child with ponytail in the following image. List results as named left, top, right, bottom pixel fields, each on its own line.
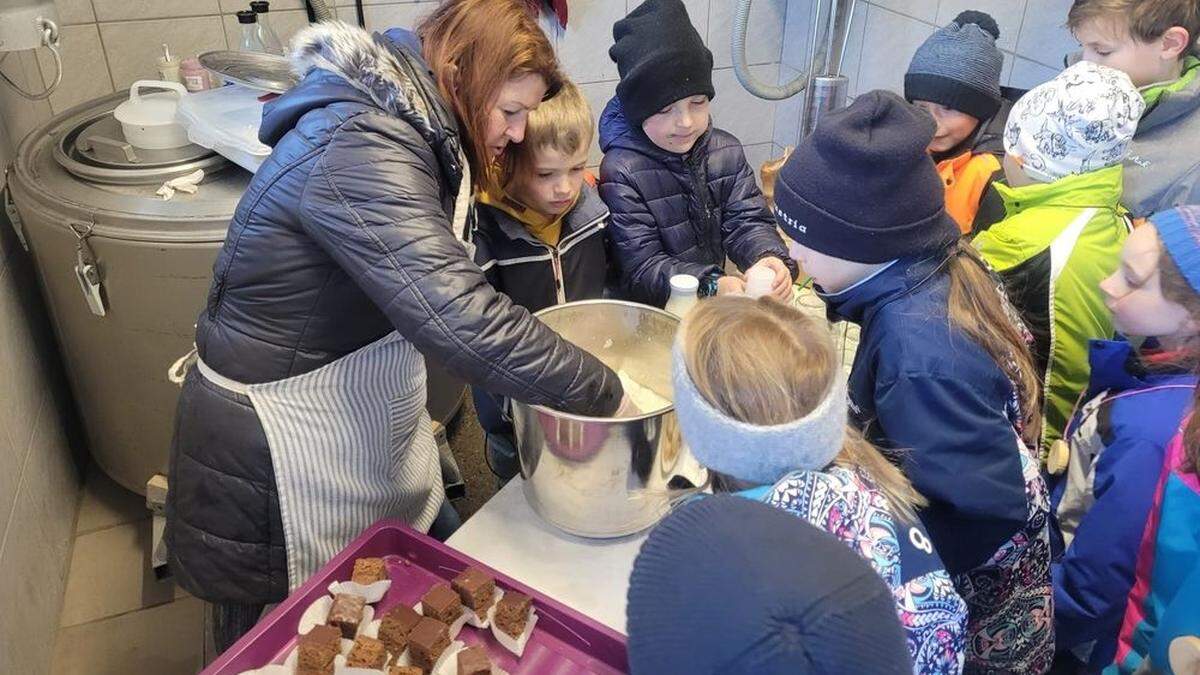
left=674, top=295, right=968, bottom=674
left=1050, top=206, right=1200, bottom=673
left=771, top=90, right=1052, bottom=674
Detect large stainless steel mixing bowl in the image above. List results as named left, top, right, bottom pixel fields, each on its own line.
left=513, top=300, right=706, bottom=538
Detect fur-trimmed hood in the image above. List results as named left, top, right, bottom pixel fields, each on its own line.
left=259, top=21, right=461, bottom=176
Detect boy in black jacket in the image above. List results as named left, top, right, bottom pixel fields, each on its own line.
left=472, top=80, right=610, bottom=479
left=599, top=0, right=796, bottom=306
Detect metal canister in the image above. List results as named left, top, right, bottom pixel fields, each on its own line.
left=512, top=300, right=707, bottom=538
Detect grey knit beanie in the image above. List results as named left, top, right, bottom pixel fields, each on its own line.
left=905, top=10, right=1003, bottom=121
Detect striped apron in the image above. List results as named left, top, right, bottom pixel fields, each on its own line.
left=194, top=332, right=444, bottom=591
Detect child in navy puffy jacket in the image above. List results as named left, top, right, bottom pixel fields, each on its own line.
left=1049, top=207, right=1200, bottom=672
left=773, top=91, right=1053, bottom=674
left=599, top=0, right=795, bottom=306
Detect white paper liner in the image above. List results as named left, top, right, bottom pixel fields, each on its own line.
left=392, top=639, right=466, bottom=675
left=491, top=610, right=539, bottom=658
left=298, top=595, right=334, bottom=635
left=463, top=587, right=503, bottom=629
left=361, top=618, right=381, bottom=639
left=328, top=579, right=392, bottom=604
left=413, top=602, right=470, bottom=641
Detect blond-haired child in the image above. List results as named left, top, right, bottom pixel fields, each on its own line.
left=471, top=80, right=611, bottom=479
left=674, top=296, right=969, bottom=674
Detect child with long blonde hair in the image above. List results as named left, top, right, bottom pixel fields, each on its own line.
left=770, top=91, right=1052, bottom=673
left=675, top=296, right=968, bottom=675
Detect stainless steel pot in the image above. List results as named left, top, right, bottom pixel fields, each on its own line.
left=513, top=300, right=706, bottom=538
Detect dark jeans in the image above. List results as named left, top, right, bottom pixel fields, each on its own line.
left=471, top=386, right=520, bottom=481
left=209, top=500, right=461, bottom=655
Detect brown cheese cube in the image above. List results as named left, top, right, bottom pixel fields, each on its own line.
left=494, top=591, right=532, bottom=640
left=297, top=624, right=341, bottom=673
left=351, top=557, right=388, bottom=585
left=452, top=567, right=496, bottom=614
left=346, top=635, right=388, bottom=669
left=388, top=667, right=423, bottom=675
left=408, top=617, right=450, bottom=671
left=456, top=645, right=493, bottom=675
left=326, top=593, right=366, bottom=639
left=378, top=603, right=422, bottom=656
left=420, top=583, right=462, bottom=625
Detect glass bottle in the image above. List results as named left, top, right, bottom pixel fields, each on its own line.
left=236, top=10, right=267, bottom=53
left=250, top=1, right=285, bottom=56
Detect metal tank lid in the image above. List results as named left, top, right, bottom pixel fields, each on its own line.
left=11, top=91, right=252, bottom=242
left=56, top=109, right=229, bottom=185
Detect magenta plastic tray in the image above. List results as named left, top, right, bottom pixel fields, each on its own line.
left=202, top=520, right=628, bottom=674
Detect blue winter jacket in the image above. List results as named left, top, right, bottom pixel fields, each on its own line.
left=822, top=254, right=1031, bottom=575
left=1050, top=339, right=1196, bottom=669
left=597, top=98, right=794, bottom=306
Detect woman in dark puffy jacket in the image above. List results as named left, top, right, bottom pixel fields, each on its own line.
left=165, top=1, right=623, bottom=652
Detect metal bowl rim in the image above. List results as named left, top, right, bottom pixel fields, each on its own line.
left=527, top=298, right=678, bottom=423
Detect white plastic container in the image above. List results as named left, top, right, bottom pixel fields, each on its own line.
left=745, top=266, right=776, bottom=299
left=175, top=84, right=273, bottom=172
left=664, top=274, right=699, bottom=318
left=113, top=80, right=191, bottom=150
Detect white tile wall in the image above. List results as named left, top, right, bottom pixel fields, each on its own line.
left=935, top=0, right=1026, bottom=54
left=35, top=24, right=115, bottom=116
left=100, top=16, right=230, bottom=90
left=775, top=0, right=1083, bottom=148
left=709, top=0, right=786, bottom=69
left=712, top=64, right=781, bottom=146
left=0, top=222, right=82, bottom=675
left=93, top=0, right=223, bottom=22
left=54, top=0, right=97, bottom=25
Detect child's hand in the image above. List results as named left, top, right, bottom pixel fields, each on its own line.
left=716, top=275, right=747, bottom=296
left=750, top=257, right=794, bottom=302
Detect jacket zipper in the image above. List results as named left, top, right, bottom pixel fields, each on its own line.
left=550, top=247, right=566, bottom=305
left=683, top=151, right=717, bottom=257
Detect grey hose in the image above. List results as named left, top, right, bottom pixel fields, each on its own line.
left=732, top=0, right=808, bottom=100
left=308, top=0, right=336, bottom=22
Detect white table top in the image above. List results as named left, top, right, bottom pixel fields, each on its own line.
left=446, top=478, right=647, bottom=635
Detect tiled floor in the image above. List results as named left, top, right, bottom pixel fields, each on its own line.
left=50, top=467, right=204, bottom=674
left=50, top=398, right=491, bottom=674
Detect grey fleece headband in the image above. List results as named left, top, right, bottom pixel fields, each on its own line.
left=671, top=343, right=847, bottom=486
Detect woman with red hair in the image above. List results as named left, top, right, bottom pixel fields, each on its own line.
left=166, top=1, right=624, bottom=652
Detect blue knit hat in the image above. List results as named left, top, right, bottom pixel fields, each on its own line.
left=905, top=11, right=1004, bottom=121
left=1152, top=206, right=1200, bottom=297
left=626, top=495, right=912, bottom=674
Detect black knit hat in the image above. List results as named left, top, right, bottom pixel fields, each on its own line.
left=627, top=496, right=912, bottom=674
left=610, top=0, right=715, bottom=128
left=773, top=90, right=960, bottom=264
left=904, top=11, right=1004, bottom=121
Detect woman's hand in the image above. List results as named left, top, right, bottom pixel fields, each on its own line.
left=750, top=257, right=794, bottom=302
left=716, top=275, right=747, bottom=296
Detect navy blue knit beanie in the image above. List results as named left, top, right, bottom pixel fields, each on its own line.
left=610, top=0, right=715, bottom=128
left=773, top=90, right=960, bottom=264
left=626, top=495, right=912, bottom=674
